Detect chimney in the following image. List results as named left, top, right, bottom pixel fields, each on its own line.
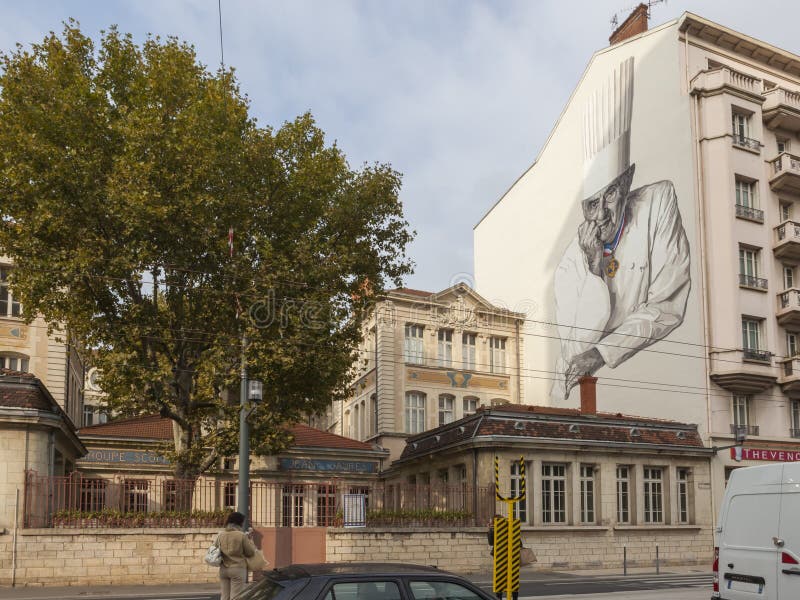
left=609, top=3, right=649, bottom=46
left=579, top=375, right=598, bottom=416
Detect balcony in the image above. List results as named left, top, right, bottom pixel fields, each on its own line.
left=739, top=273, right=768, bottom=291
left=731, top=134, right=761, bottom=153
left=779, top=357, right=800, bottom=395
left=777, top=289, right=800, bottom=328
left=773, top=221, right=800, bottom=261
left=735, top=203, right=764, bottom=223
left=690, top=67, right=764, bottom=103
left=730, top=424, right=760, bottom=437
left=769, top=153, right=800, bottom=194
left=710, top=349, right=776, bottom=393
left=763, top=87, right=800, bottom=132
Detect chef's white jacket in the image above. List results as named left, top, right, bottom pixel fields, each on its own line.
left=552, top=179, right=691, bottom=401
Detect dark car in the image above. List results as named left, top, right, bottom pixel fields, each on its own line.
left=234, top=562, right=496, bottom=600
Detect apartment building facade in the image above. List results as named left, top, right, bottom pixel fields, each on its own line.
left=314, top=284, right=525, bottom=461
left=474, top=11, right=800, bottom=512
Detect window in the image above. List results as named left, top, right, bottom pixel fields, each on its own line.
left=731, top=111, right=751, bottom=142
left=223, top=482, right=237, bottom=510
left=163, top=480, right=192, bottom=512
left=0, top=267, right=21, bottom=317
left=580, top=465, right=595, bottom=524
left=733, top=395, right=750, bottom=428
left=462, top=333, right=477, bottom=370
left=438, top=394, right=454, bottom=426
left=735, top=178, right=757, bottom=209
left=778, top=139, right=790, bottom=154
left=79, top=479, right=106, bottom=512
left=404, top=324, right=424, bottom=364
left=123, top=479, right=149, bottom=513
left=354, top=404, right=360, bottom=440
left=437, top=329, right=453, bottom=367
left=741, top=318, right=763, bottom=354
left=541, top=464, right=567, bottom=524
left=349, top=486, right=371, bottom=511
left=281, top=484, right=305, bottom=526
left=405, top=392, right=426, bottom=434
left=789, top=333, right=798, bottom=358
left=781, top=202, right=792, bottom=222
left=371, top=394, right=378, bottom=435
left=739, top=247, right=759, bottom=278
left=463, top=396, right=479, bottom=417
left=616, top=466, right=631, bottom=524
left=791, top=400, right=800, bottom=437
left=409, top=580, right=480, bottom=600
left=511, top=461, right=527, bottom=522
left=83, top=405, right=95, bottom=427
left=316, top=484, right=337, bottom=526
left=326, top=582, right=402, bottom=600
left=785, top=266, right=795, bottom=290
left=677, top=468, right=691, bottom=524
left=489, top=337, right=506, bottom=374
left=0, top=355, right=29, bottom=372
left=643, top=467, right=664, bottom=523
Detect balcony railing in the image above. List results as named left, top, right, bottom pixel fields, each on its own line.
left=779, top=289, right=800, bottom=309
left=743, top=348, right=771, bottom=362
left=790, top=428, right=800, bottom=439
left=735, top=203, right=764, bottom=223
left=739, top=273, right=768, bottom=290
left=764, top=86, right=800, bottom=112
left=771, top=152, right=800, bottom=176
left=730, top=423, right=760, bottom=436
left=775, top=221, right=800, bottom=243
left=690, top=66, right=762, bottom=97
left=732, top=134, right=761, bottom=152
left=763, top=87, right=800, bottom=132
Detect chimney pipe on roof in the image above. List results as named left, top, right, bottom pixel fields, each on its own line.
left=609, top=3, right=649, bottom=45
left=579, top=375, right=597, bottom=416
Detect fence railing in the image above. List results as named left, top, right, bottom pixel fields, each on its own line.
left=24, top=471, right=497, bottom=529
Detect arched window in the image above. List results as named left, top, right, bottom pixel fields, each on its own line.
left=371, top=394, right=378, bottom=435
left=0, top=353, right=29, bottom=372
left=405, top=391, right=426, bottom=434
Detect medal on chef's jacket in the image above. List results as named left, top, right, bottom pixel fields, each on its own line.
left=603, top=214, right=626, bottom=279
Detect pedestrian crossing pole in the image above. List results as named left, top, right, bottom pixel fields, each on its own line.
left=493, top=456, right=525, bottom=600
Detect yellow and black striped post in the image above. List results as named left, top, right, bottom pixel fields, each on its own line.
left=492, top=456, right=526, bottom=600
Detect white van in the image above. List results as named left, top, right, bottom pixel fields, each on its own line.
left=714, top=462, right=800, bottom=599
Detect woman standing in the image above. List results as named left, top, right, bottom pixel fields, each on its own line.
left=217, top=511, right=256, bottom=600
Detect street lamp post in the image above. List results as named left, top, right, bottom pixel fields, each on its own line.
left=236, top=335, right=263, bottom=527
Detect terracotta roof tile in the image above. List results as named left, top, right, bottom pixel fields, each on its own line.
left=78, top=415, right=173, bottom=440
left=289, top=423, right=376, bottom=451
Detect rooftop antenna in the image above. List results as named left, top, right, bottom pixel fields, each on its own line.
left=610, top=0, right=666, bottom=31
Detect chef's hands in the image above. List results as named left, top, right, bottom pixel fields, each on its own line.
left=564, top=347, right=605, bottom=394
left=578, top=220, right=603, bottom=277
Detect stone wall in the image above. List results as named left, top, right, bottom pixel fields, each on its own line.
left=326, top=526, right=713, bottom=572
left=0, top=525, right=713, bottom=587
left=0, top=528, right=220, bottom=587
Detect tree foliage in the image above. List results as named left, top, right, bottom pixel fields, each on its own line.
left=0, top=22, right=413, bottom=478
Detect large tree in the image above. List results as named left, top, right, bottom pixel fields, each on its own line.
left=0, top=23, right=413, bottom=479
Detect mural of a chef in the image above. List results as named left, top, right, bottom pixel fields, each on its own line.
left=552, top=56, right=691, bottom=401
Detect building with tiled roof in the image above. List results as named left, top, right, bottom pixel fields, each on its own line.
left=0, top=368, right=85, bottom=531
left=382, top=376, right=714, bottom=570
left=312, top=282, right=527, bottom=462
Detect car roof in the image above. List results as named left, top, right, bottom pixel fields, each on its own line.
left=269, top=562, right=455, bottom=580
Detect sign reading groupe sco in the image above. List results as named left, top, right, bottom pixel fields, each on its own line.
left=279, top=458, right=377, bottom=473
left=731, top=448, right=800, bottom=462
left=81, top=449, right=170, bottom=465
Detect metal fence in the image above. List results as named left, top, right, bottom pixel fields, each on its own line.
left=24, top=471, right=497, bottom=529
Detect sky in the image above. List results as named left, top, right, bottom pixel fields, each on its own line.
left=2, top=1, right=799, bottom=292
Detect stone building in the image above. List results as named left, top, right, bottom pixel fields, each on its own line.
left=383, top=376, right=714, bottom=569
left=0, top=258, right=85, bottom=426
left=473, top=8, right=800, bottom=514
left=313, top=284, right=526, bottom=461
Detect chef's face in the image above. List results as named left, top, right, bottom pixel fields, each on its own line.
left=581, top=168, right=633, bottom=243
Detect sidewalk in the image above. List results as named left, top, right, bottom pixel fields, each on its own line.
left=0, top=565, right=710, bottom=599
